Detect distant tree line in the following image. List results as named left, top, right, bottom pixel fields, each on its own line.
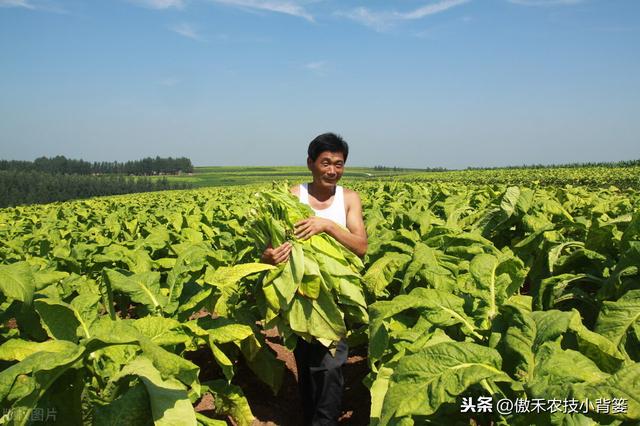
left=0, top=171, right=192, bottom=208
left=0, top=155, right=194, bottom=175
left=466, top=159, right=640, bottom=171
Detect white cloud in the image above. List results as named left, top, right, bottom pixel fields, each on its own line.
left=128, top=0, right=185, bottom=10
left=338, top=7, right=386, bottom=31
left=337, top=0, right=471, bottom=32
left=170, top=22, right=202, bottom=39
left=399, top=0, right=471, bottom=19
left=0, top=0, right=68, bottom=13
left=304, top=61, right=327, bottom=75
left=0, top=0, right=36, bottom=9
left=507, top=0, right=583, bottom=5
left=304, top=61, right=325, bottom=70
left=302, top=60, right=330, bottom=76
left=159, top=77, right=180, bottom=86
left=209, top=0, right=314, bottom=22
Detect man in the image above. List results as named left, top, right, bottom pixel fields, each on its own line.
left=261, top=132, right=367, bottom=425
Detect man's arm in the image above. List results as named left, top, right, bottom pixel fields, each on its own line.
left=293, top=189, right=368, bottom=258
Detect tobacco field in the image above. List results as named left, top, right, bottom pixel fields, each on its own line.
left=1, top=176, right=639, bottom=425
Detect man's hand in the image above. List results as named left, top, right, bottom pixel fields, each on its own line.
left=294, top=216, right=334, bottom=240
left=261, top=242, right=292, bottom=265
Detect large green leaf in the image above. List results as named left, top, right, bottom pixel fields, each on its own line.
left=144, top=225, right=171, bottom=251
left=204, top=263, right=275, bottom=288
left=317, top=253, right=359, bottom=277
left=33, top=268, right=69, bottom=291
left=595, top=289, right=640, bottom=361
left=137, top=336, right=201, bottom=394
left=369, top=288, right=481, bottom=363
left=598, top=242, right=640, bottom=301
left=402, top=243, right=437, bottom=290
left=378, top=342, right=511, bottom=423
left=532, top=310, right=625, bottom=373
left=363, top=252, right=412, bottom=298
left=309, top=235, right=346, bottom=260
left=527, top=340, right=609, bottom=399
left=474, top=186, right=523, bottom=237
left=201, top=380, right=254, bottom=426
left=0, top=341, right=84, bottom=425
left=164, top=243, right=213, bottom=314
left=288, top=288, right=347, bottom=344
left=469, top=253, right=526, bottom=328
left=336, top=277, right=368, bottom=310
left=103, top=269, right=166, bottom=314
left=289, top=242, right=305, bottom=287
left=492, top=302, right=536, bottom=382
left=239, top=337, right=284, bottom=395
left=204, top=322, right=254, bottom=345
left=0, top=339, right=77, bottom=362
left=0, top=262, right=36, bottom=305
left=267, top=262, right=296, bottom=308
left=94, top=244, right=153, bottom=273
left=111, top=356, right=197, bottom=426
left=369, top=366, right=393, bottom=423
left=33, top=298, right=80, bottom=342
left=69, top=292, right=102, bottom=337
left=572, top=362, right=640, bottom=421
left=203, top=262, right=274, bottom=317
left=94, top=382, right=153, bottom=426
left=535, top=273, right=602, bottom=313
left=34, top=368, right=84, bottom=425
left=84, top=318, right=200, bottom=394
left=528, top=341, right=640, bottom=422
left=132, top=316, right=191, bottom=347
left=85, top=317, right=144, bottom=348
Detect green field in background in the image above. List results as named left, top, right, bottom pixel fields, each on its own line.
left=158, top=166, right=419, bottom=187
left=156, top=165, right=640, bottom=189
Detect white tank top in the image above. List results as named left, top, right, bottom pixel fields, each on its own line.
left=298, top=183, right=347, bottom=227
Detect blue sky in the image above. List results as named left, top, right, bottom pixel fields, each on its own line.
left=0, top=0, right=638, bottom=168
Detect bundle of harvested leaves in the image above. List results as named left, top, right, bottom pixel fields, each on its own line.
left=248, top=184, right=368, bottom=348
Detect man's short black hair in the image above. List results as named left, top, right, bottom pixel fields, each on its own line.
left=307, top=133, right=349, bottom=162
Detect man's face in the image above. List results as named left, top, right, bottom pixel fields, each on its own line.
left=307, top=151, right=345, bottom=189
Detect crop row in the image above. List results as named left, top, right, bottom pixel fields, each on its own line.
left=0, top=180, right=639, bottom=425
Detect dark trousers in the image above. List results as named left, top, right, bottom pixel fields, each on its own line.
left=293, top=338, right=348, bottom=426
